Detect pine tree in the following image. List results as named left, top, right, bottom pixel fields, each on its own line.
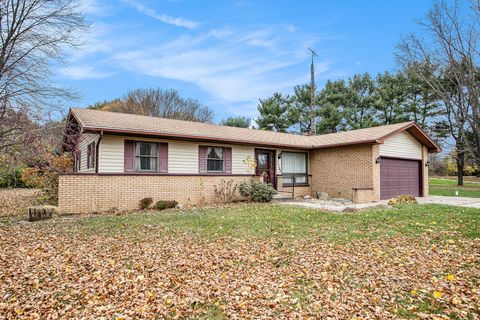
left=256, top=92, right=291, bottom=132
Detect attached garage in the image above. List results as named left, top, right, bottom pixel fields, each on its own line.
left=379, top=131, right=424, bottom=200
left=380, top=158, right=421, bottom=199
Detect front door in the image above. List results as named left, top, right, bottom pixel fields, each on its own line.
left=255, top=149, right=276, bottom=188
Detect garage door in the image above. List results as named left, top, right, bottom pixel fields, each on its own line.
left=380, top=157, right=421, bottom=199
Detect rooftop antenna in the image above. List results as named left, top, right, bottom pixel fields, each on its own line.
left=307, top=48, right=318, bottom=134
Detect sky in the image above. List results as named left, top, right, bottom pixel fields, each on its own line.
left=56, top=0, right=435, bottom=122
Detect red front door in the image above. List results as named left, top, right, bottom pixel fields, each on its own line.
left=255, top=149, right=276, bottom=188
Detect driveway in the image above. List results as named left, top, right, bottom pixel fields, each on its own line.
left=277, top=195, right=480, bottom=211
left=416, top=195, right=480, bottom=209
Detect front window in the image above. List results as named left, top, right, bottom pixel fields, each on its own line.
left=207, top=147, right=224, bottom=172
left=135, top=142, right=158, bottom=172
left=282, top=152, right=308, bottom=185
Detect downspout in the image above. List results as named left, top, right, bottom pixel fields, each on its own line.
left=95, top=131, right=103, bottom=173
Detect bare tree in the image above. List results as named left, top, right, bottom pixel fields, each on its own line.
left=103, top=88, right=214, bottom=123
left=396, top=0, right=480, bottom=172
left=0, top=0, right=87, bottom=155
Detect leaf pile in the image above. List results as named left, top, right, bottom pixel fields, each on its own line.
left=0, top=216, right=479, bottom=319
left=0, top=188, right=39, bottom=218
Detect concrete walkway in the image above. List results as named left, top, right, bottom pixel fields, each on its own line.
left=277, top=196, right=480, bottom=211
left=416, top=196, right=480, bottom=209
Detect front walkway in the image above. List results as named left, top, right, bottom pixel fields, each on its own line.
left=416, top=195, right=480, bottom=209
left=276, top=195, right=480, bottom=211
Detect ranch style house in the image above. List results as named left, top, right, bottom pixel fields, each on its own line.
left=59, top=108, right=441, bottom=213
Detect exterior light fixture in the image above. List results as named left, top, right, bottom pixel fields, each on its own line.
left=375, top=157, right=380, bottom=164
left=425, top=161, right=430, bottom=167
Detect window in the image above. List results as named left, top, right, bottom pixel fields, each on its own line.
left=135, top=142, right=158, bottom=172
left=282, top=152, right=308, bottom=185
left=87, top=142, right=95, bottom=169
left=207, top=147, right=224, bottom=172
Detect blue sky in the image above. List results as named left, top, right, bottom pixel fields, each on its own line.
left=57, top=0, right=434, bottom=122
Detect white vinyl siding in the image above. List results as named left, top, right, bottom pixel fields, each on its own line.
left=232, top=146, right=255, bottom=174
left=169, top=141, right=198, bottom=173
left=379, top=131, right=423, bottom=160
left=97, top=135, right=255, bottom=174
left=98, top=136, right=124, bottom=173
left=77, top=133, right=99, bottom=173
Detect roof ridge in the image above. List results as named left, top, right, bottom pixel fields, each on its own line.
left=71, top=108, right=307, bottom=140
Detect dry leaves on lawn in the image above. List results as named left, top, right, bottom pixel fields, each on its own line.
left=0, top=218, right=479, bottom=319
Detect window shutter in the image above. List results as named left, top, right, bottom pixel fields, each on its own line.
left=124, top=140, right=135, bottom=172
left=159, top=142, right=168, bottom=173
left=225, top=147, right=232, bottom=174
left=92, top=142, right=96, bottom=168
left=198, top=146, right=207, bottom=173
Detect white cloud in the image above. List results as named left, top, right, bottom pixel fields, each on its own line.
left=124, top=0, right=198, bottom=29
left=109, top=28, right=331, bottom=117
left=59, top=65, right=113, bottom=80
left=78, top=0, right=109, bottom=16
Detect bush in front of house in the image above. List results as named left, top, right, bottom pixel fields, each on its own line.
left=239, top=181, right=277, bottom=202
left=154, top=200, right=178, bottom=210
left=139, top=197, right=153, bottom=209
left=387, top=194, right=418, bottom=205
left=213, top=179, right=238, bottom=203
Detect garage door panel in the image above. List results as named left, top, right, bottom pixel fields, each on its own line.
left=380, top=157, right=421, bottom=200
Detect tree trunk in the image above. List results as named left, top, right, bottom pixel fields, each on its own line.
left=456, top=151, right=465, bottom=186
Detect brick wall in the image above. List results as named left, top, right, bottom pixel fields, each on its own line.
left=422, top=146, right=429, bottom=197
left=58, top=175, right=257, bottom=213
left=276, top=176, right=312, bottom=198
left=310, top=145, right=378, bottom=202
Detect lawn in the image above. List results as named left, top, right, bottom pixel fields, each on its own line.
left=430, top=177, right=480, bottom=198
left=1, top=203, right=479, bottom=319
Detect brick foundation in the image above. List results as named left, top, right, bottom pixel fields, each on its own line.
left=58, top=174, right=257, bottom=213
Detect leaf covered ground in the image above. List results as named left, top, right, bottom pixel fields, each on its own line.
left=1, top=204, right=479, bottom=319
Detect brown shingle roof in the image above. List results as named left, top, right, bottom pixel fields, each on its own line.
left=70, top=108, right=441, bottom=152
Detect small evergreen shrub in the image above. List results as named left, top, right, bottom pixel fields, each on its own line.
left=139, top=197, right=153, bottom=209
left=154, top=200, right=178, bottom=210
left=387, top=194, right=418, bottom=205
left=239, top=181, right=276, bottom=202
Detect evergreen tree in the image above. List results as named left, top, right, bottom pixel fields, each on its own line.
left=256, top=92, right=291, bottom=132
left=316, top=80, right=346, bottom=133
left=288, top=84, right=319, bottom=134
left=403, top=62, right=442, bottom=130
left=220, top=116, right=251, bottom=128
left=375, top=72, right=410, bottom=124
left=342, top=73, right=377, bottom=130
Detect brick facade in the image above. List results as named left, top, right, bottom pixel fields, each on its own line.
left=310, top=145, right=379, bottom=202
left=58, top=175, right=257, bottom=213
left=422, top=145, right=429, bottom=197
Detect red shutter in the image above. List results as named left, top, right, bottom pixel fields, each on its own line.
left=92, top=142, right=96, bottom=169
left=198, top=146, right=207, bottom=173
left=124, top=140, right=135, bottom=172
left=159, top=142, right=168, bottom=173
left=86, top=144, right=91, bottom=168
left=225, top=147, right=232, bottom=174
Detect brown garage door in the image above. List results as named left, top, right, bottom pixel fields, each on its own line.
left=380, top=157, right=421, bottom=199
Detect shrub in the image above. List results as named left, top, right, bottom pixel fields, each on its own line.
left=154, top=200, right=178, bottom=210
left=139, top=197, right=153, bottom=209
left=213, top=179, right=238, bottom=203
left=239, top=181, right=276, bottom=202
left=388, top=194, right=418, bottom=205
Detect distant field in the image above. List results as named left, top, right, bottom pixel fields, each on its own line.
left=429, top=177, right=480, bottom=198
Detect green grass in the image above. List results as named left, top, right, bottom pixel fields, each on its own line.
left=79, top=203, right=480, bottom=242
left=429, top=186, right=480, bottom=198
left=429, top=178, right=478, bottom=187
left=429, top=178, right=480, bottom=198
